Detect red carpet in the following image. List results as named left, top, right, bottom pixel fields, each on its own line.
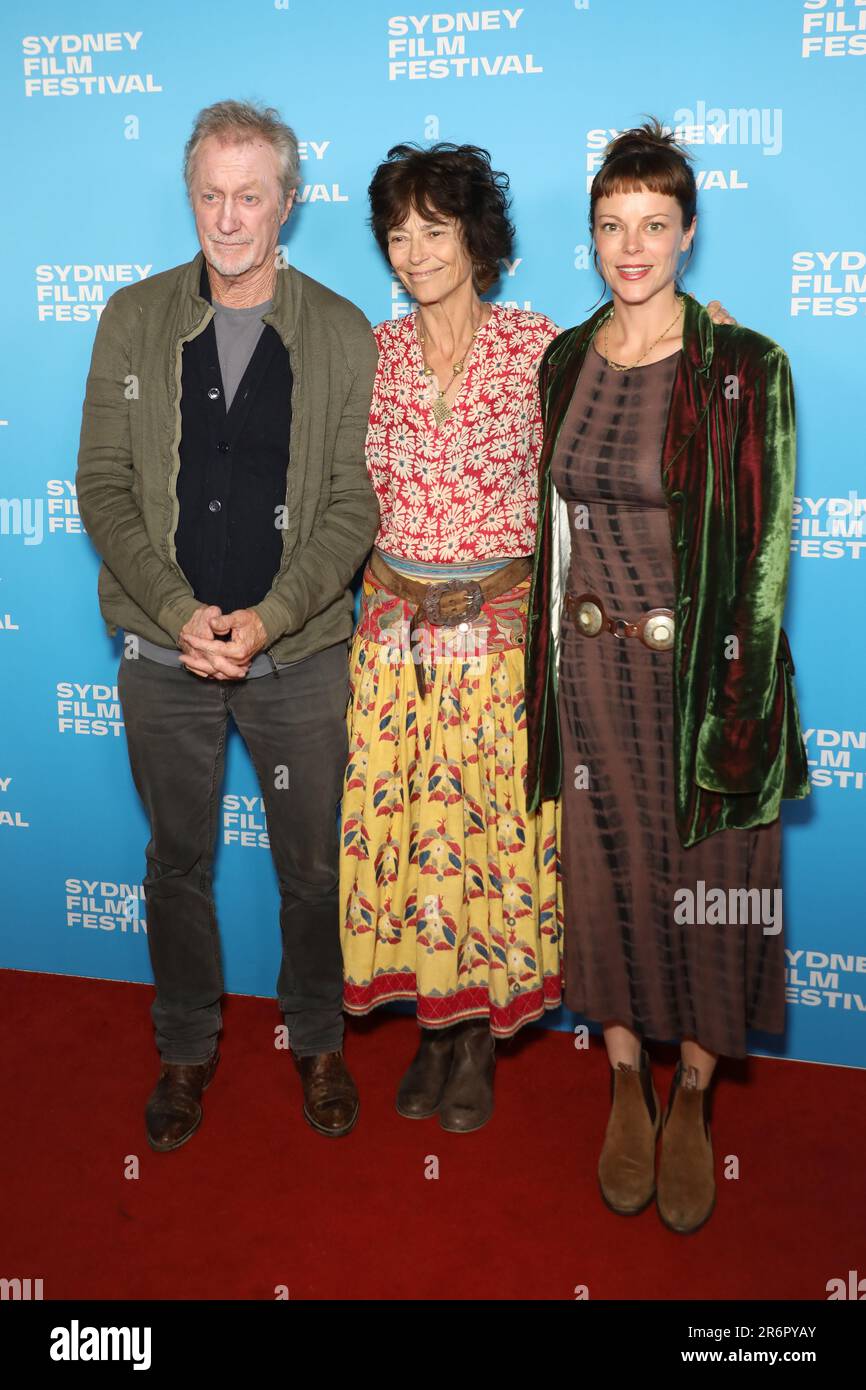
left=1, top=968, right=863, bottom=1301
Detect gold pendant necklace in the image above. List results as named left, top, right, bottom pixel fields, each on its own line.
left=417, top=312, right=484, bottom=426
left=599, top=295, right=684, bottom=373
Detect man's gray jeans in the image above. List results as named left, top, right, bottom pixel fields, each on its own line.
left=117, top=639, right=350, bottom=1064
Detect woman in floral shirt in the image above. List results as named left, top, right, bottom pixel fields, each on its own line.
left=339, top=143, right=562, bottom=1132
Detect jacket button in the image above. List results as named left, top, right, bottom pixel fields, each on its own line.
left=208, top=387, right=220, bottom=400
left=216, top=440, right=230, bottom=453
left=208, top=499, right=221, bottom=512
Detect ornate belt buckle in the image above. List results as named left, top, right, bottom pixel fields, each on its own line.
left=574, top=596, right=604, bottom=637
left=639, top=609, right=676, bottom=651
left=422, top=578, right=484, bottom=628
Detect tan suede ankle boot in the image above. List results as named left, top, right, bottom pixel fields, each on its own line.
left=656, top=1062, right=716, bottom=1234
left=598, top=1048, right=660, bottom=1215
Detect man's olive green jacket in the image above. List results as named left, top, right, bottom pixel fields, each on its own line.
left=76, top=251, right=380, bottom=663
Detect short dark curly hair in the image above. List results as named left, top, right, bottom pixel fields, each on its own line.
left=368, top=142, right=514, bottom=294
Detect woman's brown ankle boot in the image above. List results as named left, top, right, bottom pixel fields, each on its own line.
left=396, top=1026, right=457, bottom=1119
left=438, top=1020, right=496, bottom=1133
left=598, top=1048, right=660, bottom=1215
left=656, top=1062, right=716, bottom=1234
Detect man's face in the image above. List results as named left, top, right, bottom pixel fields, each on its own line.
left=190, top=134, right=293, bottom=280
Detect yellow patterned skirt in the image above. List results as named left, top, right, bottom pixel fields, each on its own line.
left=339, top=563, right=563, bottom=1038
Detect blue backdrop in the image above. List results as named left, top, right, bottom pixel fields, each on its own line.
left=2, top=0, right=864, bottom=1068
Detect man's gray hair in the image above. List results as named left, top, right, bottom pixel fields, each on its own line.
left=183, top=99, right=301, bottom=203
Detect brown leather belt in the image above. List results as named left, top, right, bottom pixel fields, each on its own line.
left=369, top=550, right=532, bottom=696
left=565, top=591, right=675, bottom=651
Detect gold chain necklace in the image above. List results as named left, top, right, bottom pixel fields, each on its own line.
left=599, top=295, right=684, bottom=373
left=417, top=311, right=485, bottom=426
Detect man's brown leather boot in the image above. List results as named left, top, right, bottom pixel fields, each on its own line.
left=656, top=1061, right=716, bottom=1234
left=438, top=1020, right=495, bottom=1133
left=396, top=1026, right=457, bottom=1119
left=597, top=1048, right=660, bottom=1215
left=145, top=1051, right=220, bottom=1153
left=295, top=1050, right=359, bottom=1137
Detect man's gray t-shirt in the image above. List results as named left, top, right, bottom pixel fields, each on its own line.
left=128, top=294, right=295, bottom=678
left=212, top=295, right=271, bottom=410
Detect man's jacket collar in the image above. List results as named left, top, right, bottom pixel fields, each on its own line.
left=177, top=250, right=303, bottom=346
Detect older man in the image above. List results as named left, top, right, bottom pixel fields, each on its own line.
left=76, top=100, right=379, bottom=1150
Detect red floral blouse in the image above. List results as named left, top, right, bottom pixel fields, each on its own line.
left=367, top=305, right=559, bottom=563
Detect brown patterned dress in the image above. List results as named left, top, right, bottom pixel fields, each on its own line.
left=553, top=340, right=784, bottom=1059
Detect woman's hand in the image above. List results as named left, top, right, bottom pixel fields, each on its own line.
left=706, top=299, right=737, bottom=326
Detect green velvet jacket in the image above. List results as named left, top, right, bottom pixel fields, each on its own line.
left=524, top=292, right=810, bottom=848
